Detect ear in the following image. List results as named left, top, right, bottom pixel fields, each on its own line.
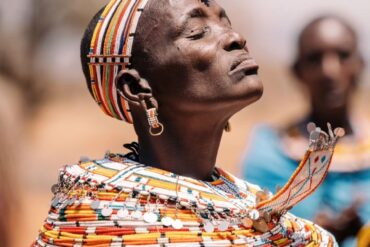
left=351, top=54, right=365, bottom=89
left=355, top=53, right=365, bottom=75
left=291, top=59, right=303, bottom=80
left=115, top=69, right=155, bottom=108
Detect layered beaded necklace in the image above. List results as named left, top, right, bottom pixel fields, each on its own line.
left=49, top=123, right=343, bottom=235
left=51, top=154, right=267, bottom=233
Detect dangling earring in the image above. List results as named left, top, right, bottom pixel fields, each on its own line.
left=146, top=108, right=164, bottom=136
left=141, top=98, right=164, bottom=136
left=224, top=121, right=231, bottom=133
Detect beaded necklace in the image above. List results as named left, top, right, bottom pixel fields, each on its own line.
left=48, top=123, right=343, bottom=237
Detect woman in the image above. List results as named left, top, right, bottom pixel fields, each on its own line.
left=242, top=16, right=369, bottom=247
left=33, top=1, right=340, bottom=246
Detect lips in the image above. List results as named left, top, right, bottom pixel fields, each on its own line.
left=229, top=58, right=259, bottom=76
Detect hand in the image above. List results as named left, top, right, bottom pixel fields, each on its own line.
left=314, top=201, right=363, bottom=243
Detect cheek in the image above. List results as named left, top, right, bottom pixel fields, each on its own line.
left=176, top=39, right=218, bottom=72
left=300, top=70, right=320, bottom=87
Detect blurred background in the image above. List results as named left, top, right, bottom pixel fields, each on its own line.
left=0, top=0, right=369, bottom=246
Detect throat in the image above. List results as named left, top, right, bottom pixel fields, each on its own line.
left=137, top=120, right=226, bottom=181
left=138, top=140, right=220, bottom=181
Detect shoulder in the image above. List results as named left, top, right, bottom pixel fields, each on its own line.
left=59, top=154, right=141, bottom=187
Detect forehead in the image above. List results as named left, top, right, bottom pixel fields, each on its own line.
left=169, top=0, right=224, bottom=18
left=300, top=19, right=356, bottom=53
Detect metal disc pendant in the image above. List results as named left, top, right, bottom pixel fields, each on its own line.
left=248, top=209, right=260, bottom=220
left=102, top=207, right=113, bottom=217
left=241, top=217, right=253, bottom=228
left=90, top=200, right=100, bottom=210
left=161, top=216, right=174, bottom=227
left=143, top=212, right=158, bottom=223
left=204, top=221, right=215, bottom=233
left=117, top=209, right=129, bottom=219
left=51, top=184, right=59, bottom=194
left=218, top=221, right=230, bottom=231
left=334, top=127, right=346, bottom=137
left=253, top=219, right=269, bottom=233
left=172, top=219, right=183, bottom=229
left=132, top=210, right=143, bottom=219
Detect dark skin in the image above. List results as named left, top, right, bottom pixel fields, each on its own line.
left=293, top=16, right=364, bottom=135
left=115, top=0, right=263, bottom=180
left=292, top=16, right=364, bottom=242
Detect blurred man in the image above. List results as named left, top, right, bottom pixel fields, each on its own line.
left=242, top=15, right=370, bottom=247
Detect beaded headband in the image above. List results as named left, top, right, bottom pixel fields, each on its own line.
left=87, top=0, right=150, bottom=123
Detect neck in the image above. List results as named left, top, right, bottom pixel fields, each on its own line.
left=135, top=111, right=227, bottom=181
left=307, top=106, right=353, bottom=135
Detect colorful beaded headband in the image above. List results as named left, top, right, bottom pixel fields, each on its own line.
left=87, top=0, right=150, bottom=123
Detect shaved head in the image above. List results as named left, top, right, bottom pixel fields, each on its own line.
left=298, top=16, right=358, bottom=55
left=293, top=15, right=363, bottom=116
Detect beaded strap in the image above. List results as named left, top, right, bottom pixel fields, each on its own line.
left=257, top=123, right=344, bottom=215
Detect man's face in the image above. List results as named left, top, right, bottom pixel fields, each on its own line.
left=295, top=18, right=363, bottom=112
left=140, top=0, right=263, bottom=115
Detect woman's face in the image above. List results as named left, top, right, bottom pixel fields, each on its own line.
left=139, top=0, right=263, bottom=115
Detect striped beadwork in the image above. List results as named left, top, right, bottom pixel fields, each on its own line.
left=88, top=0, right=149, bottom=122
left=33, top=154, right=337, bottom=246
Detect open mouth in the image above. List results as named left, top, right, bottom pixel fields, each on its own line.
left=229, top=59, right=259, bottom=76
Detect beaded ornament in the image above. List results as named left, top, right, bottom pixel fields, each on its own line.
left=87, top=0, right=150, bottom=123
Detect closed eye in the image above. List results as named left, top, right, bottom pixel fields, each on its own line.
left=186, top=26, right=210, bottom=40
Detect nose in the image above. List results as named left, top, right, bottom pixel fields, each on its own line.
left=322, top=53, right=341, bottom=80
left=222, top=29, right=247, bottom=52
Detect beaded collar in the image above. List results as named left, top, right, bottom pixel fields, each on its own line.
left=49, top=123, right=343, bottom=234
left=52, top=153, right=264, bottom=231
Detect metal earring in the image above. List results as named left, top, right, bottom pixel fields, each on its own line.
left=146, top=107, right=164, bottom=136
left=224, top=121, right=231, bottom=133
left=140, top=98, right=163, bottom=136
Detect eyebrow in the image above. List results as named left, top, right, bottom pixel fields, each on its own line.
left=178, top=7, right=207, bottom=33
left=188, top=7, right=207, bottom=19
left=200, top=0, right=210, bottom=7
left=219, top=8, right=231, bottom=25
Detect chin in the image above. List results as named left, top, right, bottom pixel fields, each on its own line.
left=237, top=74, right=264, bottom=105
